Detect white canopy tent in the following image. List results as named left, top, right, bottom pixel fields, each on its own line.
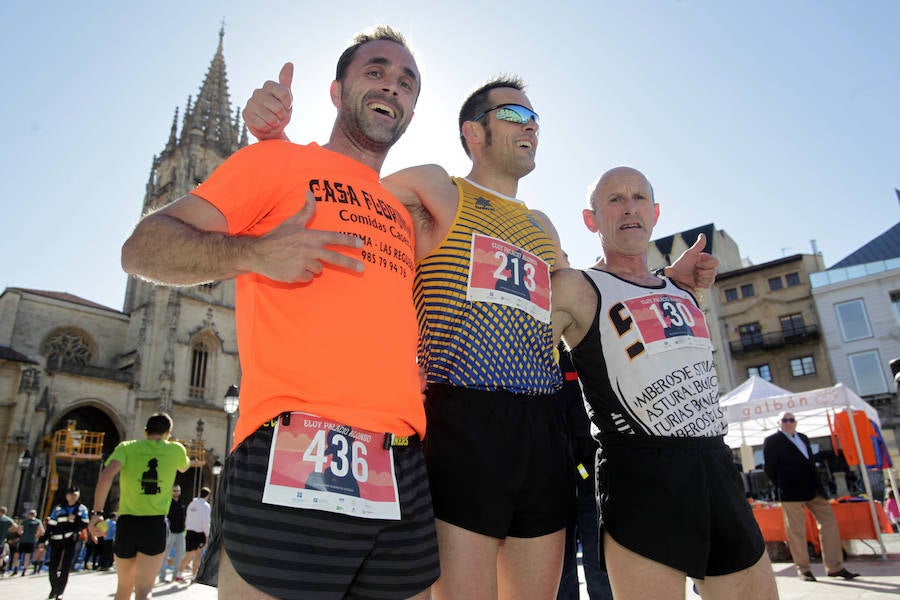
left=722, top=378, right=882, bottom=449
left=720, top=378, right=891, bottom=556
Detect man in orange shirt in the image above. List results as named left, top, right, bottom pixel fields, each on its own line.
left=121, top=26, right=438, bottom=600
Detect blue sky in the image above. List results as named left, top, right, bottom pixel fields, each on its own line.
left=2, top=1, right=898, bottom=310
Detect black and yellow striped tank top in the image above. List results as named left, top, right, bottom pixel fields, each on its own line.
left=414, top=177, right=563, bottom=395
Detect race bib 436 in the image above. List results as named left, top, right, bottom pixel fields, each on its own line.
left=262, top=413, right=401, bottom=520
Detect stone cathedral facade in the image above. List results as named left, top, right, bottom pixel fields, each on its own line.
left=0, top=28, right=247, bottom=516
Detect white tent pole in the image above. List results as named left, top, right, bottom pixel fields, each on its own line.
left=739, top=421, right=755, bottom=474
left=845, top=404, right=888, bottom=558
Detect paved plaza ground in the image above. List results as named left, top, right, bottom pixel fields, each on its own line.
left=1, top=534, right=898, bottom=599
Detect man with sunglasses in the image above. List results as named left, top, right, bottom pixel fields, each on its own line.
left=764, top=412, right=860, bottom=582
left=245, top=71, right=713, bottom=600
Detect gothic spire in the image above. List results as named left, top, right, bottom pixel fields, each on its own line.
left=183, top=24, right=237, bottom=155
left=139, top=27, right=245, bottom=216
left=163, top=106, right=179, bottom=155
left=239, top=124, right=248, bottom=148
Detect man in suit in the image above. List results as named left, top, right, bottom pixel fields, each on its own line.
left=763, top=411, right=859, bottom=581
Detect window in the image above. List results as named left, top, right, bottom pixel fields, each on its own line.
left=835, top=299, right=872, bottom=341
left=768, top=277, right=783, bottom=291
left=189, top=340, right=210, bottom=400
left=738, top=322, right=763, bottom=347
left=790, top=356, right=816, bottom=377
left=848, top=350, right=887, bottom=396
left=747, top=364, right=772, bottom=381
left=41, top=328, right=93, bottom=371
left=785, top=272, right=801, bottom=287
left=891, top=291, right=900, bottom=326
left=780, top=313, right=805, bottom=337
left=724, top=288, right=738, bottom=302
left=740, top=284, right=755, bottom=298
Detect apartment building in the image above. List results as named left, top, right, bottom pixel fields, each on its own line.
left=714, top=254, right=833, bottom=392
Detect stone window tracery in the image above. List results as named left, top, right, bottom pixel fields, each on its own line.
left=42, top=329, right=93, bottom=370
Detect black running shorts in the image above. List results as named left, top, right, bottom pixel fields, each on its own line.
left=597, top=434, right=765, bottom=579
left=424, top=384, right=575, bottom=538
left=114, top=515, right=167, bottom=559
left=196, top=417, right=440, bottom=599
left=185, top=530, right=206, bottom=552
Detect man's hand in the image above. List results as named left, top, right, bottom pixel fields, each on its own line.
left=243, top=62, right=294, bottom=141
left=246, top=192, right=364, bottom=282
left=665, top=233, right=719, bottom=290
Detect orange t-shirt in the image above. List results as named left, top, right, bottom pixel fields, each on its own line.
left=193, top=141, right=423, bottom=448
left=833, top=410, right=877, bottom=467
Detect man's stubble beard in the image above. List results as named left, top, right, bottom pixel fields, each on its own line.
left=340, top=93, right=409, bottom=153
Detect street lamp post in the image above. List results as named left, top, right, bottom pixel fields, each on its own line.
left=223, top=385, right=240, bottom=456
left=14, top=450, right=32, bottom=517
left=192, top=419, right=205, bottom=497
left=212, top=459, right=223, bottom=499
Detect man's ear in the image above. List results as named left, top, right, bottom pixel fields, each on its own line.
left=460, top=120, right=481, bottom=149
left=582, top=208, right=599, bottom=233
left=330, top=80, right=342, bottom=108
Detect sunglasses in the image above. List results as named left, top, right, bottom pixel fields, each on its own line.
left=781, top=417, right=795, bottom=423
left=472, top=103, right=539, bottom=126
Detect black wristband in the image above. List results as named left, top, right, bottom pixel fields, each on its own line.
left=90, top=510, right=103, bottom=517
left=653, top=267, right=667, bottom=277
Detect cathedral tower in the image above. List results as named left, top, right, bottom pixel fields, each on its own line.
left=122, top=27, right=246, bottom=420
left=0, top=27, right=249, bottom=514
left=124, top=26, right=247, bottom=313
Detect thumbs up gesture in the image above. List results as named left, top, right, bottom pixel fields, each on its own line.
left=665, top=233, right=719, bottom=290
left=243, top=62, right=294, bottom=141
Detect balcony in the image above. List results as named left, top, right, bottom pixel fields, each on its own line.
left=729, top=324, right=819, bottom=357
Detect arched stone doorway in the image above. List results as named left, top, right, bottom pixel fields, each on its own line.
left=42, top=404, right=121, bottom=516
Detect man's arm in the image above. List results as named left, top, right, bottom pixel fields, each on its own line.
left=179, top=447, right=191, bottom=473
left=762, top=438, right=778, bottom=485
left=530, top=210, right=566, bottom=271
left=122, top=191, right=363, bottom=286
left=203, top=503, right=211, bottom=536
left=243, top=62, right=294, bottom=142
left=550, top=268, right=598, bottom=349
left=663, top=233, right=719, bottom=290
left=89, top=460, right=122, bottom=532
left=382, top=165, right=458, bottom=260
left=76, top=504, right=90, bottom=530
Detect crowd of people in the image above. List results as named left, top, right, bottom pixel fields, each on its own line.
left=0, top=505, right=47, bottom=578
left=0, top=475, right=214, bottom=600
left=7, top=22, right=894, bottom=600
